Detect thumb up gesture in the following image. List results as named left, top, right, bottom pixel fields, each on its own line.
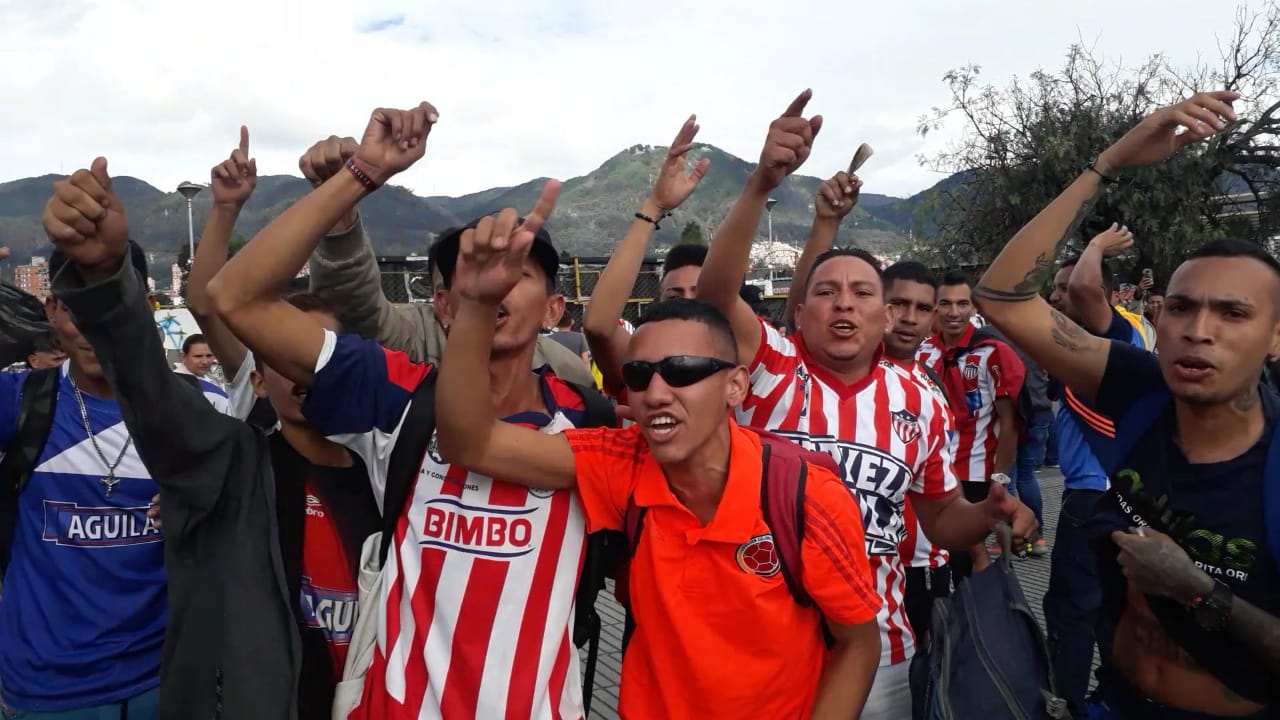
left=43, top=158, right=130, bottom=272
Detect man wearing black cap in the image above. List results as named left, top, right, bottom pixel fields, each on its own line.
left=208, top=102, right=611, bottom=718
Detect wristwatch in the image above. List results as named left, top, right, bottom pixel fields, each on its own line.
left=1187, top=580, right=1234, bottom=631
left=990, top=473, right=1012, bottom=486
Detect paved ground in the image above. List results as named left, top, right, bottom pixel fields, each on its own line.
left=579, top=470, right=1068, bottom=719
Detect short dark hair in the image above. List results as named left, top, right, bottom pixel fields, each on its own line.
left=556, top=314, right=574, bottom=329
left=940, top=270, right=971, bottom=288
left=181, top=333, right=207, bottom=355
left=31, top=330, right=60, bottom=355
left=1187, top=238, right=1280, bottom=278
left=883, top=261, right=937, bottom=290
left=636, top=298, right=738, bottom=363
left=662, top=244, right=708, bottom=278
left=805, top=247, right=882, bottom=288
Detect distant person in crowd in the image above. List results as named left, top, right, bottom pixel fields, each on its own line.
left=917, top=272, right=1025, bottom=580
left=1145, top=290, right=1164, bottom=325
left=980, top=90, right=1280, bottom=719
left=697, top=90, right=1035, bottom=720
left=25, top=330, right=65, bottom=369
left=299, top=136, right=595, bottom=387
left=550, top=314, right=591, bottom=368
left=432, top=194, right=884, bottom=718
left=1040, top=224, right=1155, bottom=717
left=880, top=260, right=955, bottom=642
left=581, top=116, right=710, bottom=396
left=177, top=333, right=216, bottom=379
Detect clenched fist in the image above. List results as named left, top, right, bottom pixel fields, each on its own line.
left=43, top=158, right=129, bottom=272
left=299, top=135, right=359, bottom=188
left=815, top=170, right=862, bottom=221
left=352, top=102, right=439, bottom=187
left=750, top=89, right=824, bottom=192
left=454, top=180, right=562, bottom=305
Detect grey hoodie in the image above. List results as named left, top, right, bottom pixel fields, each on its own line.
left=54, top=255, right=299, bottom=720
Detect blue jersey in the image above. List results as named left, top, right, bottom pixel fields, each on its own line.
left=1055, top=310, right=1147, bottom=492
left=0, top=364, right=227, bottom=711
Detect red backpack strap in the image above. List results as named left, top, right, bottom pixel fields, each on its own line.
left=754, top=430, right=817, bottom=608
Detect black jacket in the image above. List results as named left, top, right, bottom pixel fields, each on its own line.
left=55, top=258, right=300, bottom=720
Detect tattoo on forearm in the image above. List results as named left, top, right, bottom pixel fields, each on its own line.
left=1048, top=310, right=1099, bottom=353
left=973, top=285, right=1039, bottom=303
left=1012, top=251, right=1054, bottom=296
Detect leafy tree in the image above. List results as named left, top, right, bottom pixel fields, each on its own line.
left=915, top=3, right=1280, bottom=282
left=678, top=220, right=705, bottom=246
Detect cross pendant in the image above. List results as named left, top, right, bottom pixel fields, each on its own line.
left=101, top=474, right=119, bottom=498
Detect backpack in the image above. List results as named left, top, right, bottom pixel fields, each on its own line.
left=963, top=326, right=1044, bottom=430
left=378, top=367, right=619, bottom=716
left=0, top=368, right=203, bottom=575
left=608, top=428, right=842, bottom=652
left=910, top=525, right=1071, bottom=720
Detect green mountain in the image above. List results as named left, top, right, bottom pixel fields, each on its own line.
left=0, top=143, right=939, bottom=275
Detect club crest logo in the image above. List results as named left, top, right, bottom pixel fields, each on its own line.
left=735, top=534, right=781, bottom=578
left=426, top=432, right=446, bottom=465
left=891, top=408, right=921, bottom=444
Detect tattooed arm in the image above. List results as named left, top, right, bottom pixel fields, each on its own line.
left=976, top=91, right=1239, bottom=398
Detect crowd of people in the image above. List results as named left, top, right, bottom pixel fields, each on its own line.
left=0, top=86, right=1275, bottom=720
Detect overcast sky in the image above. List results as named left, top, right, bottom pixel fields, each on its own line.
left=0, top=0, right=1249, bottom=200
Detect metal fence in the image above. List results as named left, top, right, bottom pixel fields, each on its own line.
left=374, top=255, right=792, bottom=326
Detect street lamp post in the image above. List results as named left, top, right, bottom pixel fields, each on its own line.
left=765, top=198, right=778, bottom=244
left=176, top=182, right=204, bottom=263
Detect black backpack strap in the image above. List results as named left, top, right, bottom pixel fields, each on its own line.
left=920, top=364, right=945, bottom=395
left=564, top=380, right=617, bottom=429
left=0, top=367, right=61, bottom=575
left=174, top=372, right=202, bottom=391
left=379, top=366, right=439, bottom=566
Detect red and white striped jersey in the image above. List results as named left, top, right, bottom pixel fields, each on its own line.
left=302, top=331, right=589, bottom=720
left=917, top=327, right=1025, bottom=483
left=738, top=320, right=958, bottom=666
left=883, top=357, right=952, bottom=570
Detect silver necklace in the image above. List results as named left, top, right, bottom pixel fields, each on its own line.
left=71, top=382, right=132, bottom=498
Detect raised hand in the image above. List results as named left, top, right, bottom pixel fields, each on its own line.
left=751, top=89, right=824, bottom=192
left=1098, top=91, right=1239, bottom=171
left=1088, top=222, right=1134, bottom=258
left=211, top=125, right=257, bottom=208
left=42, top=158, right=130, bottom=271
left=815, top=170, right=862, bottom=221
left=352, top=102, right=439, bottom=187
left=454, top=180, right=562, bottom=305
left=649, top=115, right=711, bottom=213
left=299, top=135, right=360, bottom=187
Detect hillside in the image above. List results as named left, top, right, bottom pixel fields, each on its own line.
left=0, top=143, right=940, bottom=274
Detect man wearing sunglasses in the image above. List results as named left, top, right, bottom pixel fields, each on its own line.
left=435, top=193, right=884, bottom=719
left=695, top=90, right=1037, bottom=719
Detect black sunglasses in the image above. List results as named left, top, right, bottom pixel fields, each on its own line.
left=620, top=355, right=736, bottom=392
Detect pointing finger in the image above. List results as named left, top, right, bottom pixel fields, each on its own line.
left=239, top=125, right=250, bottom=157
left=519, top=180, right=563, bottom=238
left=783, top=89, right=812, bottom=118
left=672, top=114, right=699, bottom=148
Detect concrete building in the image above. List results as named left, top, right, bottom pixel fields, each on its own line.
left=14, top=257, right=49, bottom=299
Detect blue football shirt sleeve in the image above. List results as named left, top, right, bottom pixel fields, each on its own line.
left=0, top=371, right=23, bottom=449
left=1103, top=308, right=1141, bottom=344
left=1091, top=340, right=1163, bottom=420
left=302, top=331, right=431, bottom=437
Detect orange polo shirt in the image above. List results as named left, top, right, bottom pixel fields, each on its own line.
left=564, top=421, right=881, bottom=719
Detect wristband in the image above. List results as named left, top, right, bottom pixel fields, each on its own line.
left=345, top=158, right=380, bottom=192
left=1086, top=162, right=1118, bottom=185
left=635, top=210, right=672, bottom=230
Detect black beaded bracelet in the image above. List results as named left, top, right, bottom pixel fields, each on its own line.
left=1086, top=162, right=1118, bottom=185
left=635, top=210, right=672, bottom=230
left=345, top=158, right=380, bottom=192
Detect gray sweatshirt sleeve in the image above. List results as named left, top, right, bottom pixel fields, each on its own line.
left=308, top=218, right=439, bottom=363
left=54, top=255, right=250, bottom=532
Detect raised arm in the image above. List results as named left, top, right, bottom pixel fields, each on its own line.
left=209, top=104, right=438, bottom=386
left=976, top=92, right=1238, bottom=397
left=436, top=183, right=578, bottom=489
left=1069, top=223, right=1134, bottom=335
left=300, top=137, right=435, bottom=361
left=700, top=89, right=823, bottom=363
left=186, top=126, right=256, bottom=380
left=784, top=169, right=861, bottom=327
left=583, top=115, right=709, bottom=394
left=43, top=160, right=247, bottom=522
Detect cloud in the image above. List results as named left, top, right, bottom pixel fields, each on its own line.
left=0, top=0, right=1246, bottom=203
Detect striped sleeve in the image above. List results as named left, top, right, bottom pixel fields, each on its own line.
left=912, top=393, right=959, bottom=498
left=563, top=426, right=644, bottom=533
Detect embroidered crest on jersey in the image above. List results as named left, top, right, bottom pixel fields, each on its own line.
left=426, top=431, right=446, bottom=465
left=735, top=534, right=781, bottom=577
left=41, top=501, right=162, bottom=548
left=528, top=487, right=556, bottom=499
left=420, top=496, right=538, bottom=559
left=891, top=409, right=921, bottom=444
